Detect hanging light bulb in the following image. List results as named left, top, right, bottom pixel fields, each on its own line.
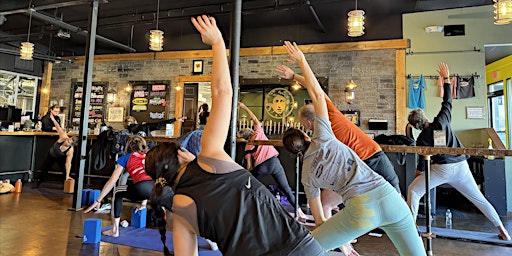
left=345, top=80, right=358, bottom=104
left=149, top=0, right=164, bottom=51
left=20, top=9, right=34, bottom=60
left=494, top=0, right=512, bottom=25
left=347, top=0, right=365, bottom=37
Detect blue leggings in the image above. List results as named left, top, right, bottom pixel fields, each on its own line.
left=312, top=184, right=426, bottom=256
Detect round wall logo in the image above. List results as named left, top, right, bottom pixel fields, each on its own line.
left=265, top=88, right=294, bottom=119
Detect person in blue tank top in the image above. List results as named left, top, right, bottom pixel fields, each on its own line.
left=144, top=15, right=327, bottom=256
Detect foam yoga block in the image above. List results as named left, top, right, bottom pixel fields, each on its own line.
left=81, top=189, right=92, bottom=206
left=88, top=190, right=100, bottom=205
left=83, top=218, right=102, bottom=244
left=131, top=207, right=147, bottom=228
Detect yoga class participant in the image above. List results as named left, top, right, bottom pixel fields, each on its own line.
left=281, top=41, right=426, bottom=255
left=144, top=15, right=327, bottom=256
left=237, top=101, right=300, bottom=209
left=34, top=114, right=76, bottom=187
left=407, top=62, right=510, bottom=241
left=84, top=135, right=153, bottom=237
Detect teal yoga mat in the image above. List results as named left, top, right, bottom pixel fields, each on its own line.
left=100, top=226, right=222, bottom=255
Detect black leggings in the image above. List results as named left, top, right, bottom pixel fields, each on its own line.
left=38, top=154, right=66, bottom=183
left=112, top=180, right=153, bottom=218
left=252, top=156, right=296, bottom=206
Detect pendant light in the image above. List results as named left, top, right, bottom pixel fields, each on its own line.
left=20, top=9, right=34, bottom=60
left=149, top=0, right=164, bottom=51
left=494, top=0, right=512, bottom=25
left=347, top=0, right=365, bottom=37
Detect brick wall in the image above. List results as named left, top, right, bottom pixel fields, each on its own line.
left=50, top=49, right=396, bottom=134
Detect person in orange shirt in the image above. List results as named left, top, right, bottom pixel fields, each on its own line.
left=277, top=65, right=401, bottom=219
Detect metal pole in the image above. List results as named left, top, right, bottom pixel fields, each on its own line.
left=227, top=0, right=242, bottom=159
left=295, top=156, right=300, bottom=220
left=70, top=0, right=99, bottom=211
left=423, top=154, right=435, bottom=255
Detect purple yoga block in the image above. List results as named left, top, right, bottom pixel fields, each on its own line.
left=131, top=207, right=146, bottom=228
left=83, top=218, right=102, bottom=244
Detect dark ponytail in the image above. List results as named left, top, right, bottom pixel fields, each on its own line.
left=145, top=142, right=181, bottom=255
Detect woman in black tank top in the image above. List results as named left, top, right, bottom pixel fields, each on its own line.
left=144, top=15, right=327, bottom=256
left=35, top=114, right=77, bottom=188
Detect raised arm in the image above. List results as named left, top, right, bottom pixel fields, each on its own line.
left=436, top=62, right=452, bottom=125
left=50, top=114, right=69, bottom=142
left=191, top=15, right=232, bottom=161
left=238, top=102, right=261, bottom=127
left=283, top=41, right=327, bottom=119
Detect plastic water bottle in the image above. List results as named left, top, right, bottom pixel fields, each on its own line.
left=120, top=220, right=129, bottom=228
left=14, top=179, right=22, bottom=193
left=276, top=192, right=281, bottom=202
left=445, top=209, right=452, bottom=229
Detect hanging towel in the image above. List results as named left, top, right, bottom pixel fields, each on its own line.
left=408, top=75, right=426, bottom=109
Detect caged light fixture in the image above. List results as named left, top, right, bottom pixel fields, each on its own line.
left=20, top=9, right=34, bottom=60
left=494, top=0, right=512, bottom=25
left=149, top=0, right=164, bottom=51
left=345, top=80, right=358, bottom=104
left=347, top=0, right=365, bottom=37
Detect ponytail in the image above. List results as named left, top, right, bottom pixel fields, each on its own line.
left=150, top=178, right=172, bottom=255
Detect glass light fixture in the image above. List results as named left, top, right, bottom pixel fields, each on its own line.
left=107, top=89, right=118, bottom=104
left=494, top=0, right=512, bottom=25
left=20, top=9, right=34, bottom=60
left=345, top=80, right=357, bottom=104
left=348, top=0, right=365, bottom=37
left=20, top=42, right=34, bottom=60
left=291, top=81, right=302, bottom=91
left=149, top=0, right=164, bottom=51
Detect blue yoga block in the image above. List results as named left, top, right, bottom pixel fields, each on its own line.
left=81, top=189, right=92, bottom=206
left=83, top=218, right=102, bottom=244
left=131, top=207, right=147, bottom=228
left=88, top=190, right=100, bottom=205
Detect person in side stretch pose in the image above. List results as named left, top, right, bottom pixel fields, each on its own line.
left=144, top=15, right=327, bottom=256
left=407, top=62, right=510, bottom=241
left=282, top=40, right=426, bottom=256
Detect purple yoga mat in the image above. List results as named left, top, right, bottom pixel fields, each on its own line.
left=100, top=226, right=222, bottom=255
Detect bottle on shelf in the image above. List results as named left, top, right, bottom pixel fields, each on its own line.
left=276, top=192, right=281, bottom=202
left=445, top=209, right=452, bottom=229
left=487, top=138, right=495, bottom=160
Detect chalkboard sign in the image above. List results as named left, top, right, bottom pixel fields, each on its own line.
left=129, top=80, right=169, bottom=124
left=70, top=82, right=108, bottom=128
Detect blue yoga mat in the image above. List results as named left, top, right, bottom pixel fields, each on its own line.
left=100, top=226, right=222, bottom=255
left=418, top=226, right=512, bottom=246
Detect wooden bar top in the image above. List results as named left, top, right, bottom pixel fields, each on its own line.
left=0, top=131, right=176, bottom=142
left=242, top=139, right=512, bottom=157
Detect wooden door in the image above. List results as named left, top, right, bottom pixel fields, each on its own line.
left=181, top=83, right=198, bottom=134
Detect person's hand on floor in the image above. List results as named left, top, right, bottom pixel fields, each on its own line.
left=83, top=200, right=100, bottom=213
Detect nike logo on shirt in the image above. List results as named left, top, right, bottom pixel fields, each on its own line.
left=245, top=177, right=251, bottom=189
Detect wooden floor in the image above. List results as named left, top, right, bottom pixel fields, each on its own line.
left=1, top=182, right=512, bottom=256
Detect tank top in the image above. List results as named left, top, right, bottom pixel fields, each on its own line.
left=408, top=75, right=426, bottom=109
left=49, top=141, right=71, bottom=158
left=175, top=159, right=311, bottom=256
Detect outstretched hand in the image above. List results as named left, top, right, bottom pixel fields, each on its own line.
left=276, top=65, right=295, bottom=80
left=191, top=15, right=223, bottom=46
left=283, top=41, right=305, bottom=64
left=83, top=201, right=100, bottom=213
left=437, top=62, right=450, bottom=78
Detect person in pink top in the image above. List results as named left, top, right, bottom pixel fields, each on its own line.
left=237, top=102, right=298, bottom=208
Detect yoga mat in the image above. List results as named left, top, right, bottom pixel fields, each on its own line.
left=100, top=226, right=222, bottom=255
left=418, top=226, right=512, bottom=246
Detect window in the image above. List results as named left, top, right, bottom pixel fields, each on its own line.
left=488, top=81, right=506, bottom=146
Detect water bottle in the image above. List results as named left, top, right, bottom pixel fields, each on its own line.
left=445, top=209, right=452, bottom=229
left=276, top=192, right=281, bottom=202
left=14, top=179, right=22, bottom=193
left=120, top=220, right=129, bottom=228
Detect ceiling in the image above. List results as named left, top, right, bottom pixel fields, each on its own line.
left=0, top=0, right=511, bottom=64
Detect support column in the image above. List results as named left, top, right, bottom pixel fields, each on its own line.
left=227, top=0, right=242, bottom=159
left=70, top=0, right=99, bottom=211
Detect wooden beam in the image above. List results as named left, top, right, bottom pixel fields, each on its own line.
left=39, top=61, right=53, bottom=117
left=395, top=49, right=406, bottom=134
left=70, top=39, right=410, bottom=62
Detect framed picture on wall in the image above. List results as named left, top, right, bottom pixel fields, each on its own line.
left=193, top=60, right=203, bottom=75
left=341, top=110, right=360, bottom=127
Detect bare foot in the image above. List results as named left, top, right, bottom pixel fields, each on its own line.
left=102, top=228, right=119, bottom=237
left=498, top=226, right=511, bottom=241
